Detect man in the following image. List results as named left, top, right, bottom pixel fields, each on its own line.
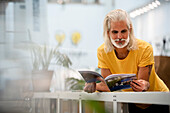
left=84, top=9, right=169, bottom=113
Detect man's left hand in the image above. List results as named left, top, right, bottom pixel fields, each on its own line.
left=130, top=79, right=150, bottom=92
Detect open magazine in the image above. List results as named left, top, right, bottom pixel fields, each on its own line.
left=79, top=71, right=137, bottom=91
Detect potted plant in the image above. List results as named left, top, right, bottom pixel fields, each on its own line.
left=30, top=44, right=72, bottom=92
left=65, top=77, right=85, bottom=91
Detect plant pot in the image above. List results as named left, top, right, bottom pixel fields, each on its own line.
left=32, top=70, right=53, bottom=92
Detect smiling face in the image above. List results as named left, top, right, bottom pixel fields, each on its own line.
left=108, top=20, right=130, bottom=49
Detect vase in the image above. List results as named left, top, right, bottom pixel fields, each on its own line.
left=32, top=70, right=53, bottom=92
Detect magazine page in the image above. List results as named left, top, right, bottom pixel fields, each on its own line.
left=105, top=74, right=137, bottom=91
left=105, top=74, right=136, bottom=80
left=78, top=71, right=104, bottom=83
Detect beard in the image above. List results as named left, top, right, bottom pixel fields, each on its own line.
left=110, top=35, right=130, bottom=49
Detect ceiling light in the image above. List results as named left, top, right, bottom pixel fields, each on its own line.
left=129, top=0, right=161, bottom=18
left=148, top=4, right=154, bottom=9
left=139, top=8, right=144, bottom=14
left=130, top=12, right=136, bottom=18
left=152, top=2, right=158, bottom=7
left=142, top=7, right=148, bottom=12
left=155, top=0, right=160, bottom=5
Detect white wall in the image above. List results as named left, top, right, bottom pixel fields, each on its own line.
left=132, top=1, right=170, bottom=56
left=47, top=3, right=113, bottom=69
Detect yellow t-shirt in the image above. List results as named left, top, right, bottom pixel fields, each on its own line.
left=97, top=39, right=169, bottom=92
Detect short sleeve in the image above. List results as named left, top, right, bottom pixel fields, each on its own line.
left=97, top=48, right=109, bottom=69
left=138, top=45, right=154, bottom=67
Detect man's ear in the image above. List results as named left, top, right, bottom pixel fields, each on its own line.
left=129, top=27, right=132, bottom=33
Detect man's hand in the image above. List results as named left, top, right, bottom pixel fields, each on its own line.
left=96, top=82, right=110, bottom=92
left=84, top=82, right=96, bottom=93
left=83, top=76, right=110, bottom=93
left=133, top=65, right=152, bottom=92
left=130, top=79, right=150, bottom=92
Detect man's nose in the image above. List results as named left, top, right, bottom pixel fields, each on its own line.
left=118, top=33, right=122, bottom=39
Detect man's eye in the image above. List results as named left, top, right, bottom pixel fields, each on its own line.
left=121, top=30, right=127, bottom=33
left=112, top=31, right=118, bottom=34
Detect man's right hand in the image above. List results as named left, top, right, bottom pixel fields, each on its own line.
left=84, top=76, right=110, bottom=93
left=96, top=81, right=110, bottom=92
left=84, top=82, right=96, bottom=93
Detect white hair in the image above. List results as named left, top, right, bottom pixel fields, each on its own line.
left=103, top=9, right=138, bottom=53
